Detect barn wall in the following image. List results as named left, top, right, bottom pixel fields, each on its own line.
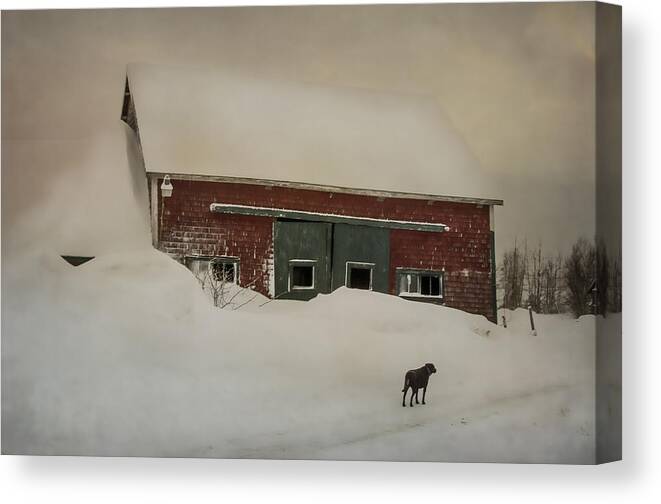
left=157, top=181, right=274, bottom=297
left=155, top=177, right=495, bottom=320
left=390, top=217, right=493, bottom=321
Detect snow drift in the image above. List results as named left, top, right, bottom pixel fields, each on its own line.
left=2, top=121, right=608, bottom=463
left=2, top=122, right=151, bottom=258
left=3, top=245, right=600, bottom=462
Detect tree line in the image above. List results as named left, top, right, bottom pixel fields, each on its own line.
left=499, top=238, right=621, bottom=318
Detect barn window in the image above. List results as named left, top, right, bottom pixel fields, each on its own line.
left=211, top=259, right=239, bottom=283
left=289, top=260, right=316, bottom=290
left=184, top=256, right=240, bottom=284
left=397, top=269, right=444, bottom=299
left=346, top=261, right=374, bottom=290
left=420, top=274, right=441, bottom=296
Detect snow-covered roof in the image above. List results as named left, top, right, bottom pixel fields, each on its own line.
left=126, top=63, right=501, bottom=204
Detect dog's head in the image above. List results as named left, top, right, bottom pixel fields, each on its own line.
left=425, top=363, right=437, bottom=374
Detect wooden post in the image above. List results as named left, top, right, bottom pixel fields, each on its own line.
left=528, top=305, right=536, bottom=335
left=502, top=315, right=507, bottom=328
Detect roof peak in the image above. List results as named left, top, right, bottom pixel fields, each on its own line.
left=125, top=62, right=501, bottom=202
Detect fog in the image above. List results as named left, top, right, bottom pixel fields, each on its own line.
left=2, top=3, right=614, bottom=257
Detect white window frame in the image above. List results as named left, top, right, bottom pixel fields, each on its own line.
left=288, top=259, right=317, bottom=291
left=396, top=268, right=444, bottom=299
left=345, top=261, right=375, bottom=290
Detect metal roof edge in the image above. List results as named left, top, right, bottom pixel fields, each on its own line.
left=149, top=172, right=504, bottom=206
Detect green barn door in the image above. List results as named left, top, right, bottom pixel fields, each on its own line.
left=274, top=221, right=332, bottom=300
left=331, top=224, right=390, bottom=294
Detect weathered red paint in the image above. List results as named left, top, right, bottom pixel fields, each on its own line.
left=155, top=178, right=495, bottom=321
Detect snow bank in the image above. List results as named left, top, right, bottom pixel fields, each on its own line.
left=2, top=246, right=598, bottom=462
left=2, top=121, right=151, bottom=259
left=2, top=120, right=599, bottom=462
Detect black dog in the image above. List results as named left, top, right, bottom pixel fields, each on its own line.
left=401, top=363, right=437, bottom=407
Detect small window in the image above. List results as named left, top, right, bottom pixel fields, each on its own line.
left=292, top=266, right=313, bottom=288
left=212, top=261, right=237, bottom=283
left=185, top=256, right=240, bottom=284
left=420, top=275, right=441, bottom=296
left=346, top=261, right=374, bottom=290
left=397, top=269, right=444, bottom=299
left=289, top=260, right=316, bottom=290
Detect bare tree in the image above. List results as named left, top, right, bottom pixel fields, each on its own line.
left=500, top=236, right=618, bottom=317
left=525, top=243, right=543, bottom=312
left=500, top=239, right=527, bottom=310
left=564, top=238, right=596, bottom=318
left=522, top=243, right=565, bottom=314
left=191, top=260, right=259, bottom=309
left=540, top=254, right=564, bottom=314
left=193, top=260, right=232, bottom=308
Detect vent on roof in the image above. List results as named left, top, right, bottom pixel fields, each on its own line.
left=61, top=256, right=95, bottom=267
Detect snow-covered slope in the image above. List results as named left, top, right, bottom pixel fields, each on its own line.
left=128, top=63, right=498, bottom=200
left=2, top=122, right=604, bottom=463
left=2, top=122, right=151, bottom=258
left=2, top=243, right=600, bottom=462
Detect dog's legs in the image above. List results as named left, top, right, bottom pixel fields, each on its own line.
left=422, top=386, right=427, bottom=405
left=410, top=389, right=415, bottom=407
left=402, top=387, right=408, bottom=407
left=415, top=389, right=420, bottom=404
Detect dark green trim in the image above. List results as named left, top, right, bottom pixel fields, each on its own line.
left=331, top=224, right=389, bottom=293
left=210, top=203, right=449, bottom=233
left=274, top=221, right=332, bottom=300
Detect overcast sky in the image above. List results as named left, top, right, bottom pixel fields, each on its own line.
left=2, top=2, right=616, bottom=257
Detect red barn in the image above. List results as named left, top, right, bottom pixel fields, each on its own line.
left=121, top=64, right=503, bottom=321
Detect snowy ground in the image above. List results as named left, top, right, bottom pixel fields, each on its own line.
left=2, top=246, right=605, bottom=463
left=1, top=123, right=616, bottom=463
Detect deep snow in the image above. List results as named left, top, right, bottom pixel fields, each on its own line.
left=2, top=243, right=603, bottom=462
left=1, top=122, right=614, bottom=463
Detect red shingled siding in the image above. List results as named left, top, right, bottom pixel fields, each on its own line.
left=157, top=181, right=275, bottom=296
left=390, top=228, right=493, bottom=320
left=389, top=200, right=493, bottom=320
left=155, top=178, right=494, bottom=320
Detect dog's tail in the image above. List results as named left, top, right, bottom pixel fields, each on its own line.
left=401, top=376, right=409, bottom=392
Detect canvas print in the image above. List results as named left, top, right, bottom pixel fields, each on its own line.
left=1, top=2, right=621, bottom=463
